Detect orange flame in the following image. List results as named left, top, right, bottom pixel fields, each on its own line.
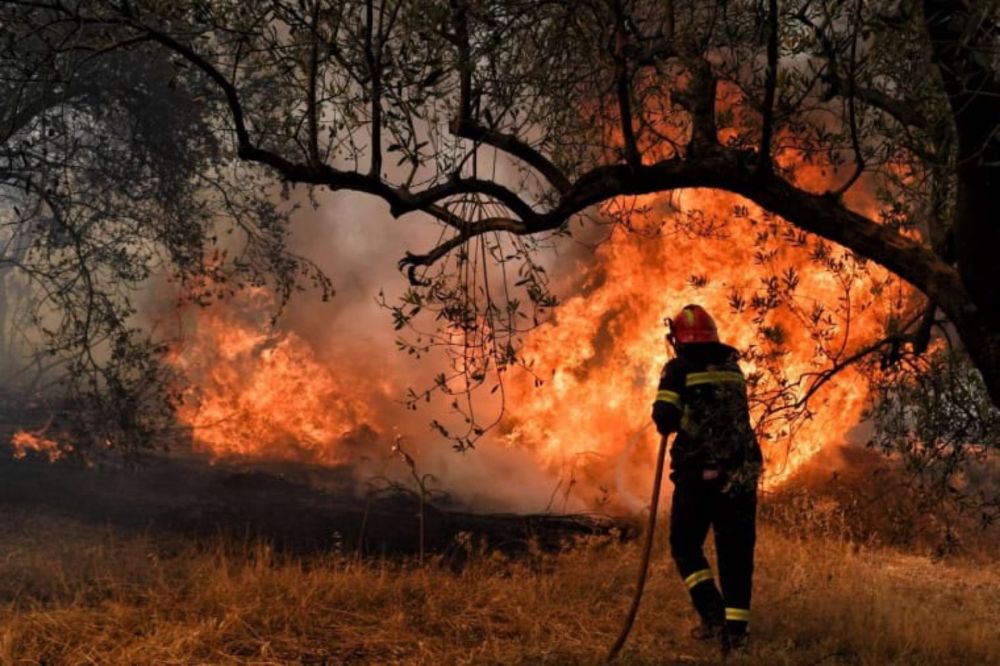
left=164, top=193, right=905, bottom=508
left=11, top=430, right=70, bottom=462
left=167, top=290, right=377, bottom=465
left=503, top=187, right=900, bottom=497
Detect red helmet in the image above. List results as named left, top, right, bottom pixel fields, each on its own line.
left=667, top=304, right=720, bottom=345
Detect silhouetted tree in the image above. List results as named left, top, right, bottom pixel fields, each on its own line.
left=0, top=0, right=997, bottom=504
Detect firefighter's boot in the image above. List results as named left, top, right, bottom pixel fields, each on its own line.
left=690, top=618, right=722, bottom=641
left=686, top=571, right=724, bottom=640
left=720, top=627, right=749, bottom=658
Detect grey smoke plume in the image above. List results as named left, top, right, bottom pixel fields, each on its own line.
left=171, top=184, right=597, bottom=515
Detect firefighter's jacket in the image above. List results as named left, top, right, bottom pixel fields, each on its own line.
left=652, top=342, right=762, bottom=475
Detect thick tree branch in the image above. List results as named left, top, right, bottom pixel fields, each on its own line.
left=612, top=2, right=641, bottom=169
left=758, top=0, right=779, bottom=173
left=834, top=80, right=930, bottom=131
left=402, top=149, right=967, bottom=314
left=12, top=4, right=965, bottom=313
left=20, top=0, right=991, bottom=402
left=365, top=0, right=382, bottom=177
left=399, top=216, right=530, bottom=284
left=674, top=58, right=719, bottom=156
left=449, top=119, right=571, bottom=194
left=923, top=0, right=1000, bottom=329
left=831, top=0, right=867, bottom=197
left=451, top=0, right=473, bottom=123
left=922, top=0, right=1000, bottom=401
left=128, top=20, right=543, bottom=227
left=305, top=0, right=320, bottom=166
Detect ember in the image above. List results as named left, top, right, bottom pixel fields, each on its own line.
left=11, top=430, right=69, bottom=462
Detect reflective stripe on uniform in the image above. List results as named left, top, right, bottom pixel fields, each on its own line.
left=685, top=371, right=745, bottom=387
left=655, top=390, right=682, bottom=407
left=683, top=568, right=714, bottom=589
left=725, top=607, right=751, bottom=622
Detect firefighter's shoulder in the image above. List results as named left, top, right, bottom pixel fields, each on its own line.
left=721, top=344, right=743, bottom=365
left=658, top=356, right=690, bottom=387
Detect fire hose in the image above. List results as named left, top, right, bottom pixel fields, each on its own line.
left=606, top=432, right=669, bottom=662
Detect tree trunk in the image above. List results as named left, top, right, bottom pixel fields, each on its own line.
left=923, top=0, right=1000, bottom=405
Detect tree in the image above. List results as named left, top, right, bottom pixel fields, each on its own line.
left=0, top=1, right=997, bottom=484
left=0, top=5, right=328, bottom=449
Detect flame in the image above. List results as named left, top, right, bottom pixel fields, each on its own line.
left=491, top=83, right=905, bottom=499
left=11, top=430, right=70, bottom=462
left=167, top=290, right=377, bottom=465
left=503, top=187, right=900, bottom=495
left=163, top=175, right=906, bottom=506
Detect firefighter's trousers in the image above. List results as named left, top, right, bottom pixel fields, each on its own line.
left=669, top=471, right=757, bottom=636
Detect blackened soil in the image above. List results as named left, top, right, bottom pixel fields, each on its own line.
left=0, top=452, right=635, bottom=560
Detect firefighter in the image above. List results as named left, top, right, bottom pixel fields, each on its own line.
left=651, top=304, right=762, bottom=655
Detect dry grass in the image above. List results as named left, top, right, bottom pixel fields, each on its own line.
left=0, top=510, right=996, bottom=665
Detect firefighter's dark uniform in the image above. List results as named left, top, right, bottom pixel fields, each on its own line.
left=651, top=342, right=762, bottom=642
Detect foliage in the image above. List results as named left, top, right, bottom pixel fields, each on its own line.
left=0, top=7, right=328, bottom=451
left=866, top=348, right=1000, bottom=524
left=0, top=0, right=997, bottom=494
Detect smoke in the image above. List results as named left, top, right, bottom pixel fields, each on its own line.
left=284, top=190, right=603, bottom=512
left=117, top=136, right=905, bottom=519
left=147, top=180, right=590, bottom=514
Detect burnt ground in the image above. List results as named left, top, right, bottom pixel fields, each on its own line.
left=0, top=450, right=635, bottom=560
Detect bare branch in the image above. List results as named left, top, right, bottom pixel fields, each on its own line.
left=612, top=1, right=641, bottom=169
left=840, top=81, right=930, bottom=131
left=831, top=0, right=867, bottom=198
left=673, top=58, right=719, bottom=156
left=398, top=216, right=526, bottom=285
left=797, top=6, right=929, bottom=131
left=306, top=0, right=320, bottom=166
left=365, top=0, right=382, bottom=177
left=451, top=0, right=472, bottom=122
